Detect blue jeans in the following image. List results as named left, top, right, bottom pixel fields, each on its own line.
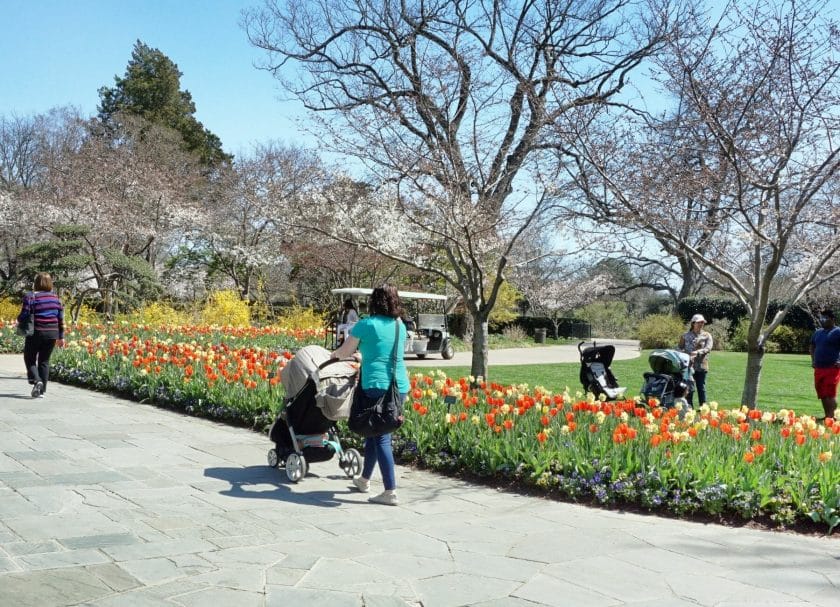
left=690, top=370, right=708, bottom=407
left=360, top=388, right=406, bottom=491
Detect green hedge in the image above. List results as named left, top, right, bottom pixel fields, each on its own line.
left=448, top=314, right=591, bottom=339
left=678, top=297, right=816, bottom=332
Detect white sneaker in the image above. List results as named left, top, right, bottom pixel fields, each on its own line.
left=31, top=382, right=43, bottom=398
left=352, top=477, right=370, bottom=493
left=368, top=490, right=398, bottom=506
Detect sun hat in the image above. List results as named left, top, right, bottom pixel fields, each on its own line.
left=690, top=314, right=706, bottom=324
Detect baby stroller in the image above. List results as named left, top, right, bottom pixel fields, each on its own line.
left=578, top=341, right=627, bottom=400
left=267, top=345, right=362, bottom=482
left=641, top=349, right=692, bottom=408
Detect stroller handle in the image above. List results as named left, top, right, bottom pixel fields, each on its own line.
left=317, top=357, right=357, bottom=371
left=577, top=340, right=597, bottom=354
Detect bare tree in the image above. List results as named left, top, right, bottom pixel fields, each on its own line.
left=565, top=0, right=840, bottom=407
left=244, top=0, right=684, bottom=378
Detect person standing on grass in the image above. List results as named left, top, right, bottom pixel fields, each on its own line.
left=331, top=284, right=408, bottom=506
left=17, top=272, right=65, bottom=398
left=809, top=308, right=840, bottom=421
left=678, top=314, right=714, bottom=408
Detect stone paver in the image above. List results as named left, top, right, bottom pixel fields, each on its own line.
left=0, top=354, right=838, bottom=606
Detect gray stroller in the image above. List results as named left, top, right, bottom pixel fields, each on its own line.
left=641, top=349, right=692, bottom=408
left=267, top=345, right=362, bottom=482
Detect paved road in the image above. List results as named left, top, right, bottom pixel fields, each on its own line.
left=0, top=354, right=838, bottom=606
left=404, top=339, right=641, bottom=367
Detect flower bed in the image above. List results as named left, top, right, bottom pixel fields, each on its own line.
left=13, top=323, right=838, bottom=533
left=400, top=372, right=839, bottom=532
left=46, top=323, right=322, bottom=429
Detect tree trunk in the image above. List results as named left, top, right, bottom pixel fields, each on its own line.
left=470, top=316, right=490, bottom=380
left=550, top=318, right=560, bottom=340
left=740, top=341, right=765, bottom=409
left=461, top=312, right=474, bottom=341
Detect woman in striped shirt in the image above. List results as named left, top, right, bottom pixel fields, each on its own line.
left=18, top=272, right=65, bottom=398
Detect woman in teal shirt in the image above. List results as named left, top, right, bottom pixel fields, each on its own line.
left=332, top=285, right=408, bottom=505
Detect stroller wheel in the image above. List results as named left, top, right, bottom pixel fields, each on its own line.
left=342, top=448, right=362, bottom=478
left=285, top=453, right=307, bottom=483
left=267, top=448, right=280, bottom=468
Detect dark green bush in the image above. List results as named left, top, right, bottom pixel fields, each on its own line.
left=678, top=297, right=817, bottom=333
left=769, top=325, right=811, bottom=354
left=705, top=318, right=730, bottom=351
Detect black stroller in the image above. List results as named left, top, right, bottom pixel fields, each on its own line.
left=578, top=341, right=627, bottom=400
left=641, top=349, right=692, bottom=408
left=267, top=345, right=362, bottom=482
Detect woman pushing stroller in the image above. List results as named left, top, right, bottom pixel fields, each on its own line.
left=678, top=314, right=714, bottom=407
left=331, top=284, right=408, bottom=506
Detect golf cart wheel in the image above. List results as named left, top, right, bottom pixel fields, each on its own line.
left=342, top=448, right=362, bottom=478
left=285, top=453, right=307, bottom=483
left=267, top=448, right=280, bottom=468
left=442, top=344, right=455, bottom=359
left=415, top=353, right=426, bottom=359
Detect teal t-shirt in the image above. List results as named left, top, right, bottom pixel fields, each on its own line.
left=351, top=316, right=409, bottom=393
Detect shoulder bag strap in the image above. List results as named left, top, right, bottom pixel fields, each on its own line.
left=390, top=319, right=401, bottom=385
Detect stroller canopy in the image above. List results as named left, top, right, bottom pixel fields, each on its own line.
left=578, top=342, right=616, bottom=367
left=281, top=345, right=358, bottom=421
left=648, top=349, right=689, bottom=375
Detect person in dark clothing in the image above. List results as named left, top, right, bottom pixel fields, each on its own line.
left=18, top=273, right=65, bottom=398
left=810, top=308, right=840, bottom=420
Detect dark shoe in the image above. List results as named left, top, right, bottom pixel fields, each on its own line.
left=31, top=381, right=43, bottom=398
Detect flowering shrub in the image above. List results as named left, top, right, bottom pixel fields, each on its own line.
left=201, top=290, right=250, bottom=326
left=0, top=297, right=21, bottom=322
left=275, top=304, right=328, bottom=331
left=117, top=301, right=193, bottom=326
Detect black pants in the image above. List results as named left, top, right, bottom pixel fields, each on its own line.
left=687, top=370, right=708, bottom=407
left=24, top=334, right=57, bottom=393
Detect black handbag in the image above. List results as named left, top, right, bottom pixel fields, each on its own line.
left=348, top=320, right=405, bottom=437
left=16, top=292, right=35, bottom=337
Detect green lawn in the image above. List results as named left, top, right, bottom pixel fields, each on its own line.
left=415, top=350, right=822, bottom=417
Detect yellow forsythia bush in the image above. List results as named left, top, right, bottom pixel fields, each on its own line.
left=0, top=297, right=21, bottom=321
left=201, top=290, right=250, bottom=327
left=73, top=303, right=101, bottom=324
left=275, top=304, right=327, bottom=331
left=118, top=301, right=192, bottom=326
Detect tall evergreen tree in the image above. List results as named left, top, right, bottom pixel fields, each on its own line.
left=98, top=40, right=231, bottom=166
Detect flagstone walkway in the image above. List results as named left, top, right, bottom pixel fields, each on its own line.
left=0, top=355, right=838, bottom=606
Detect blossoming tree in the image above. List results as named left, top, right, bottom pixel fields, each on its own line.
left=245, top=0, right=686, bottom=378
left=564, top=0, right=840, bottom=407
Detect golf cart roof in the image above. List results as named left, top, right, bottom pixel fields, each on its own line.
left=331, top=287, right=447, bottom=301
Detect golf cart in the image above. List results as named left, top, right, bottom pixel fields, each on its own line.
left=330, top=287, right=455, bottom=360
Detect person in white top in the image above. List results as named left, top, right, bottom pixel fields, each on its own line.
left=337, top=299, right=359, bottom=344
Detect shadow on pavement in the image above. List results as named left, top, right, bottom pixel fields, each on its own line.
left=203, top=465, right=356, bottom=508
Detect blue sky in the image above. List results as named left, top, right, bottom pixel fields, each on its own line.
left=1, top=0, right=311, bottom=157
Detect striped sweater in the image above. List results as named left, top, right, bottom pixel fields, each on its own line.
left=18, top=291, right=64, bottom=339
